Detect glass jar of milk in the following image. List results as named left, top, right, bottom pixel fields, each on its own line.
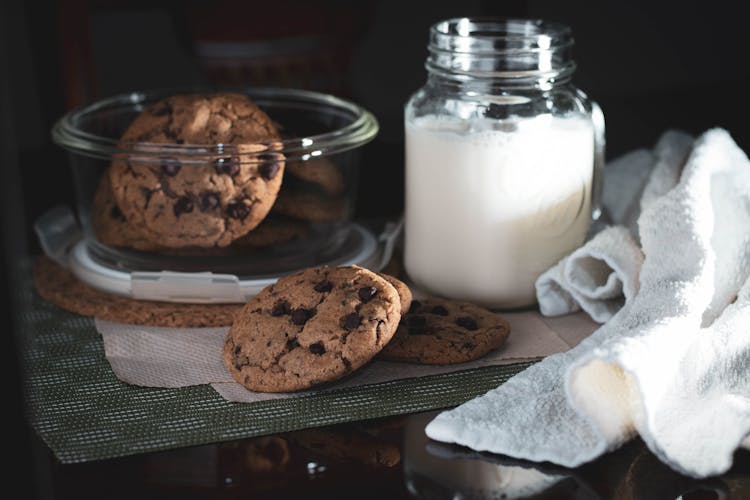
left=404, top=18, right=604, bottom=309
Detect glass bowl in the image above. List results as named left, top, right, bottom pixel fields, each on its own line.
left=51, top=87, right=378, bottom=277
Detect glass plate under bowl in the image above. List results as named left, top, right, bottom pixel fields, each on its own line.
left=51, top=87, right=379, bottom=277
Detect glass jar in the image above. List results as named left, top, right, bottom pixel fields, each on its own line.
left=404, top=18, right=604, bottom=309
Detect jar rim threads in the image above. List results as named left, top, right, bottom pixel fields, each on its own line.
left=427, top=18, right=576, bottom=86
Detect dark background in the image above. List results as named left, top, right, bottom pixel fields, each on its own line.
left=2, top=0, right=748, bottom=497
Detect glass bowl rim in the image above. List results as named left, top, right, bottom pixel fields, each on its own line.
left=51, top=86, right=379, bottom=161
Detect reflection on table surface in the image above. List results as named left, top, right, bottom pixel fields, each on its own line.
left=42, top=410, right=750, bottom=499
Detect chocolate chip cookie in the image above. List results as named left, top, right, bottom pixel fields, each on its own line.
left=224, top=265, right=402, bottom=392
left=91, top=170, right=159, bottom=251
left=110, top=93, right=284, bottom=248
left=231, top=215, right=307, bottom=249
left=286, top=157, right=345, bottom=196
left=271, top=190, right=346, bottom=222
left=380, top=298, right=510, bottom=365
left=378, top=273, right=412, bottom=313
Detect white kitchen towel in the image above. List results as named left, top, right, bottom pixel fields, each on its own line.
left=535, top=226, right=642, bottom=323
left=599, top=148, right=655, bottom=230
left=426, top=129, right=750, bottom=478
left=536, top=130, right=694, bottom=323
left=638, top=130, right=695, bottom=215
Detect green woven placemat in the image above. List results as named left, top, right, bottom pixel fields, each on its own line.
left=18, top=271, right=533, bottom=464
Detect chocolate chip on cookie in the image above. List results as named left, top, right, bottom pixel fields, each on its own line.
left=110, top=93, right=285, bottom=248
left=224, top=265, right=402, bottom=392
left=380, top=298, right=510, bottom=365
left=258, top=153, right=283, bottom=180
left=160, top=157, right=181, bottom=176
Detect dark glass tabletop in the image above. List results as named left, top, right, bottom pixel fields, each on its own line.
left=34, top=410, right=750, bottom=500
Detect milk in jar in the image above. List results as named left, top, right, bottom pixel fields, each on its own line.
left=404, top=114, right=594, bottom=308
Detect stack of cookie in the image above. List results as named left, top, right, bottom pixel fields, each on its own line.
left=92, top=92, right=347, bottom=254
left=223, top=265, right=511, bottom=393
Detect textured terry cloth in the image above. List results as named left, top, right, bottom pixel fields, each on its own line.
left=426, top=129, right=750, bottom=478
left=599, top=149, right=655, bottom=231
left=536, top=130, right=694, bottom=323
left=639, top=130, right=696, bottom=214
left=535, top=226, right=642, bottom=323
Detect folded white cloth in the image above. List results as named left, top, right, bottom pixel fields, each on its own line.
left=536, top=130, right=694, bottom=323
left=535, top=226, right=642, bottom=323
left=426, top=128, right=750, bottom=478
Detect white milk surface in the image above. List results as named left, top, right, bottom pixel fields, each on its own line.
left=404, top=114, right=594, bottom=308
